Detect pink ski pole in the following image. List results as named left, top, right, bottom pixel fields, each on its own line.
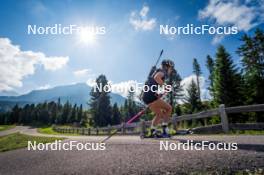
left=101, top=93, right=167, bottom=142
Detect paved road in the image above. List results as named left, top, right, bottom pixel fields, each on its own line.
left=0, top=126, right=264, bottom=175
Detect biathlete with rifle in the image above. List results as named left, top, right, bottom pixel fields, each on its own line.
left=142, top=59, right=174, bottom=138
left=100, top=52, right=175, bottom=142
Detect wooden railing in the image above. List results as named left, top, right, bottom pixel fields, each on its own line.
left=53, top=104, right=264, bottom=136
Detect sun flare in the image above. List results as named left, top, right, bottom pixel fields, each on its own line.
left=78, top=28, right=96, bottom=44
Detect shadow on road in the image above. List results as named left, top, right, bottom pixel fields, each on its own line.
left=171, top=138, right=264, bottom=152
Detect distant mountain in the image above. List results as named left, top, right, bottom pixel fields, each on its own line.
left=0, top=90, right=19, bottom=96
left=0, top=83, right=126, bottom=112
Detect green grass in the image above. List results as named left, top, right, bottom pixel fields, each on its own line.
left=38, top=126, right=119, bottom=136
left=37, top=127, right=61, bottom=135
left=0, top=125, right=15, bottom=132
left=0, top=133, right=65, bottom=152
left=37, top=126, right=81, bottom=136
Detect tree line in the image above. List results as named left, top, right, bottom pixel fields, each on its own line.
left=0, top=99, right=86, bottom=126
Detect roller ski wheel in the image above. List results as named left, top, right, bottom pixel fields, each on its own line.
left=141, top=131, right=172, bottom=139
left=175, top=129, right=193, bottom=135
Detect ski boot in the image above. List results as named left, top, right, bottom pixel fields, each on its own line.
left=145, top=129, right=163, bottom=138
left=161, top=125, right=171, bottom=138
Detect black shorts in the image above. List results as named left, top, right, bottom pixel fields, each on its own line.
left=142, top=91, right=158, bottom=105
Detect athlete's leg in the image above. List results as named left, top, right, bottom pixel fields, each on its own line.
left=156, top=100, right=172, bottom=136
left=158, top=100, right=172, bottom=123
left=148, top=99, right=173, bottom=137
left=148, top=99, right=166, bottom=137
left=149, top=99, right=172, bottom=126
left=149, top=99, right=163, bottom=127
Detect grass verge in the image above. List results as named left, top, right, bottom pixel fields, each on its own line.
left=0, top=133, right=65, bottom=152
left=0, top=125, right=15, bottom=132
left=37, top=126, right=81, bottom=136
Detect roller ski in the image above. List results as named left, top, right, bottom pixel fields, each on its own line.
left=141, top=126, right=171, bottom=139
left=175, top=129, right=193, bottom=135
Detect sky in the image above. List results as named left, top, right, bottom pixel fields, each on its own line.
left=0, top=0, right=263, bottom=99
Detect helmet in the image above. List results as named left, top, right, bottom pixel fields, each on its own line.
left=161, top=59, right=174, bottom=68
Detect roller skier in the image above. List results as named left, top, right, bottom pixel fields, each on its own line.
left=141, top=59, right=174, bottom=138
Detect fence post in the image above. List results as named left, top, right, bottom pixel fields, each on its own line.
left=96, top=127, right=99, bottom=135
left=52, top=124, right=56, bottom=131
left=107, top=124, right=111, bottom=135
left=140, top=119, right=146, bottom=138
left=219, top=104, right=229, bottom=133
left=122, top=122, right=125, bottom=135
left=172, top=115, right=177, bottom=131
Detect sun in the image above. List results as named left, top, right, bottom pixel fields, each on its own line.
left=78, top=28, right=96, bottom=44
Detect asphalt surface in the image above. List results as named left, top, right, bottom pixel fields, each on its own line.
left=0, top=126, right=264, bottom=175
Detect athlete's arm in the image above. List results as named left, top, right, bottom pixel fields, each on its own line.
left=154, top=72, right=164, bottom=85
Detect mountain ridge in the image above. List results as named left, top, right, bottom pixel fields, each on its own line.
left=0, top=83, right=126, bottom=112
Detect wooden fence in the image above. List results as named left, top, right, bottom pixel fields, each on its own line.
left=53, top=104, right=264, bottom=136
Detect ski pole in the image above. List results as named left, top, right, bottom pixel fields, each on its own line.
left=101, top=92, right=168, bottom=143
left=149, top=49, right=163, bottom=77
left=155, top=49, right=163, bottom=67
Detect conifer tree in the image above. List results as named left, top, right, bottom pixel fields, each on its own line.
left=206, top=55, right=215, bottom=98
left=89, top=75, right=112, bottom=127
left=213, top=45, right=242, bottom=107
left=237, top=28, right=264, bottom=105
left=184, top=79, right=202, bottom=113
left=193, top=58, right=202, bottom=101
left=112, top=103, right=121, bottom=125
